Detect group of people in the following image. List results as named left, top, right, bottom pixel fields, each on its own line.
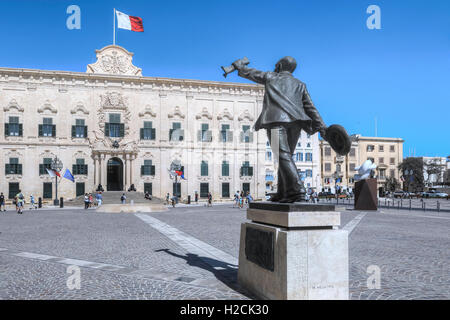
left=0, top=190, right=37, bottom=214
left=233, top=190, right=253, bottom=209
left=84, top=192, right=103, bottom=209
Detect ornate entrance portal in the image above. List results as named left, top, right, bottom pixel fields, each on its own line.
left=107, top=157, right=124, bottom=191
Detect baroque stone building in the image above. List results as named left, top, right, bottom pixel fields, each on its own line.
left=0, top=45, right=267, bottom=200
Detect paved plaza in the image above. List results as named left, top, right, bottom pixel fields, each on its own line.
left=0, top=203, right=448, bottom=300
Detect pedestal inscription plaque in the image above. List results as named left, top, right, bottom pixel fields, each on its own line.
left=245, top=226, right=274, bottom=271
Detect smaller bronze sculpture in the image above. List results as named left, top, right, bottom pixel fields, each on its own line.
left=222, top=57, right=350, bottom=203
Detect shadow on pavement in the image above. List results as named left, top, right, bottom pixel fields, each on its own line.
left=155, top=248, right=255, bottom=298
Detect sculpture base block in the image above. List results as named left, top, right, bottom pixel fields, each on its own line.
left=354, top=178, right=378, bottom=211
left=238, top=205, right=349, bottom=300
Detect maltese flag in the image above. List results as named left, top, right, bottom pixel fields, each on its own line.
left=116, top=10, right=144, bottom=32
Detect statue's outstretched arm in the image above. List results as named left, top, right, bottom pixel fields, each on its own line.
left=235, top=65, right=268, bottom=85
left=302, top=85, right=326, bottom=133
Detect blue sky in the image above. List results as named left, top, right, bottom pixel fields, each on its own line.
left=0, top=0, right=448, bottom=157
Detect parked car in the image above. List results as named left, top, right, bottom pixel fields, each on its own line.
left=422, top=190, right=449, bottom=198
left=393, top=190, right=408, bottom=198
left=318, top=191, right=334, bottom=199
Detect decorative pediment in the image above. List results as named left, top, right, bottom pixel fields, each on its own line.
left=4, top=149, right=22, bottom=159
left=72, top=151, right=89, bottom=159
left=86, top=45, right=142, bottom=76
left=217, top=108, right=234, bottom=121
left=143, top=152, right=154, bottom=160
left=139, top=106, right=157, bottom=118
left=4, top=99, right=24, bottom=112
left=39, top=150, right=56, bottom=159
left=168, top=106, right=185, bottom=119
left=70, top=102, right=89, bottom=115
left=196, top=107, right=213, bottom=120
left=238, top=109, right=254, bottom=122
left=38, top=100, right=57, bottom=114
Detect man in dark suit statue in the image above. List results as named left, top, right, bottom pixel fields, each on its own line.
left=233, top=56, right=327, bottom=203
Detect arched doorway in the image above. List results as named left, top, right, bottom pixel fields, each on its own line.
left=107, top=157, right=123, bottom=191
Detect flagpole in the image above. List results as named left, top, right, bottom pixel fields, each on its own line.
left=113, top=8, right=116, bottom=45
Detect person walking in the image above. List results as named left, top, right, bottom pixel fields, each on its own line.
left=29, top=195, right=37, bottom=210
left=165, top=193, right=170, bottom=205
left=96, top=192, right=102, bottom=207
left=0, top=192, right=5, bottom=212
left=84, top=193, right=90, bottom=210
left=246, top=192, right=253, bottom=208
left=15, top=189, right=24, bottom=214
left=121, top=193, right=126, bottom=204
left=195, top=191, right=199, bottom=204
left=207, top=192, right=212, bottom=207
left=233, top=191, right=240, bottom=208
left=88, top=193, right=93, bottom=208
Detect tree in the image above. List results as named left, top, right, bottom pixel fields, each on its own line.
left=384, top=176, right=400, bottom=192
left=398, top=157, right=424, bottom=192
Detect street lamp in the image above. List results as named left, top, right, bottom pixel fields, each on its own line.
left=51, top=156, right=63, bottom=206
left=169, top=160, right=182, bottom=198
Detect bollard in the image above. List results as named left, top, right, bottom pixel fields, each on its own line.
left=437, top=201, right=440, bottom=212
left=423, top=202, right=426, bottom=211
left=409, top=199, right=412, bottom=211
left=188, top=195, right=191, bottom=205
left=38, top=197, right=42, bottom=208
left=60, top=197, right=63, bottom=208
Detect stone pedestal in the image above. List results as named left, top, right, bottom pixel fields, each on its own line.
left=354, top=178, right=378, bottom=211
left=238, top=202, right=349, bottom=300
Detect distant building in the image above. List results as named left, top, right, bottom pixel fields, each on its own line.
left=414, top=157, right=447, bottom=187
left=320, top=135, right=404, bottom=194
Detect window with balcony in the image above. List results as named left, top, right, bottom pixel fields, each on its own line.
left=240, top=161, right=253, bottom=176
left=106, top=114, right=124, bottom=138
left=5, top=116, right=22, bottom=137
left=5, top=158, right=22, bottom=175
left=140, top=121, right=155, bottom=140
left=72, top=119, right=87, bottom=138
left=73, top=159, right=88, bottom=175
left=39, top=118, right=55, bottom=137
left=169, top=122, right=183, bottom=141
left=141, top=160, right=156, bottom=176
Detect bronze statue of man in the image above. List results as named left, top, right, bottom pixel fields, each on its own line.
left=232, top=56, right=327, bottom=203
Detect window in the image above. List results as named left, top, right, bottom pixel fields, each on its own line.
left=8, top=182, right=19, bottom=199
left=240, top=161, right=253, bottom=176
left=367, top=145, right=375, bottom=152
left=201, top=161, right=208, bottom=176
left=306, top=169, right=312, bottom=178
left=349, top=163, right=356, bottom=171
left=39, top=158, right=52, bottom=175
left=169, top=122, right=183, bottom=141
left=305, top=152, right=312, bottom=162
left=222, top=183, right=230, bottom=198
left=379, top=169, right=386, bottom=179
left=266, top=151, right=272, bottom=161
left=220, top=124, right=232, bottom=142
left=73, top=159, right=88, bottom=175
left=350, top=148, right=356, bottom=157
left=144, top=183, right=152, bottom=195
left=325, top=163, right=331, bottom=172
left=140, top=121, right=155, bottom=140
left=390, top=157, right=395, bottom=165
left=324, top=147, right=331, bottom=157
left=379, top=145, right=384, bottom=152
left=106, top=113, right=124, bottom=138
left=39, top=118, right=55, bottom=137
left=200, top=183, right=209, bottom=198
left=141, top=160, right=155, bottom=176
left=242, top=183, right=250, bottom=194
left=222, top=161, right=229, bottom=176
left=72, top=119, right=87, bottom=138
left=307, top=143, right=311, bottom=148
left=241, top=125, right=252, bottom=143
left=390, top=145, right=395, bottom=152
left=379, top=157, right=384, bottom=164
left=5, top=116, right=22, bottom=137
left=43, top=182, right=52, bottom=199
left=296, top=152, right=303, bottom=162
left=266, top=141, right=270, bottom=147
left=336, top=164, right=341, bottom=173
left=198, top=123, right=212, bottom=142
left=5, top=158, right=22, bottom=175
left=76, top=182, right=85, bottom=197
left=390, top=169, right=395, bottom=178
left=297, top=142, right=301, bottom=148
